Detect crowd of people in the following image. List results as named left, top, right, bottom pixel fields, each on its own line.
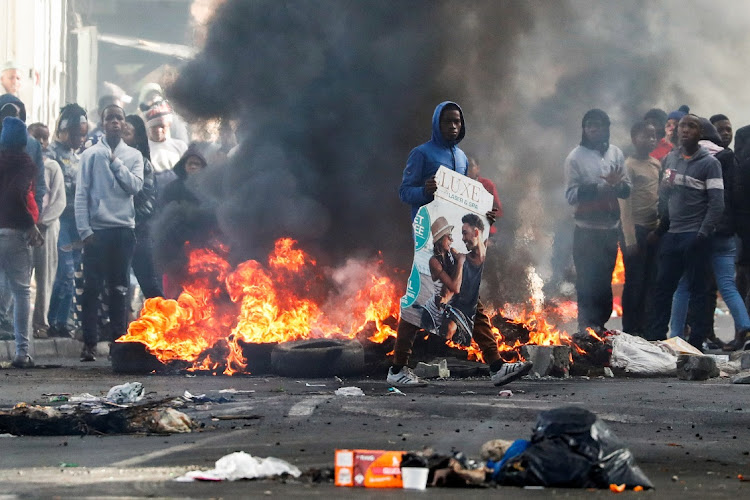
left=0, top=62, right=219, bottom=369
left=566, top=106, right=750, bottom=353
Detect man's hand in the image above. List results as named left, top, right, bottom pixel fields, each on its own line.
left=425, top=176, right=438, bottom=195
left=624, top=243, right=640, bottom=257
left=601, top=165, right=625, bottom=186
left=486, top=208, right=498, bottom=226
left=25, top=226, right=44, bottom=248
left=646, top=231, right=660, bottom=246
left=82, top=234, right=95, bottom=246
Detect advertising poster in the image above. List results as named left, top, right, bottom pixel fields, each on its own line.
left=399, top=165, right=494, bottom=346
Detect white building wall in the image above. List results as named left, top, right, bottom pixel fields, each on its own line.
left=0, top=0, right=67, bottom=129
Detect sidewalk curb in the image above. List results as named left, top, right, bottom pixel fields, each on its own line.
left=0, top=338, right=111, bottom=361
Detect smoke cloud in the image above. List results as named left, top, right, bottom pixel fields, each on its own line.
left=167, top=0, right=750, bottom=305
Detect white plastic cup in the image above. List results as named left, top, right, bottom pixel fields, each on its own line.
left=401, top=467, right=429, bottom=490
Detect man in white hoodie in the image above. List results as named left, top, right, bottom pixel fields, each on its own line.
left=75, top=104, right=143, bottom=361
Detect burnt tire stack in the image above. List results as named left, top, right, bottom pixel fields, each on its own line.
left=270, top=339, right=364, bottom=378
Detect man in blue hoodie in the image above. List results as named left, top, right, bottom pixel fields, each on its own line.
left=389, top=102, right=531, bottom=387
left=75, top=104, right=144, bottom=362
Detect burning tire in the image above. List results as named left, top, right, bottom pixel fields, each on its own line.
left=270, top=339, right=364, bottom=378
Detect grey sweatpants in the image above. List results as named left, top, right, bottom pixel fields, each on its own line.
left=33, top=219, right=60, bottom=331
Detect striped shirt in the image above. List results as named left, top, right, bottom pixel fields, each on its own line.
left=662, top=147, right=724, bottom=235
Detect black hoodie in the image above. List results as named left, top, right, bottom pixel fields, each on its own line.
left=159, top=147, right=207, bottom=207
left=0, top=94, right=46, bottom=212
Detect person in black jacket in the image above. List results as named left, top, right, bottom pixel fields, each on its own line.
left=728, top=123, right=750, bottom=350
left=123, top=115, right=163, bottom=299
left=159, top=146, right=207, bottom=207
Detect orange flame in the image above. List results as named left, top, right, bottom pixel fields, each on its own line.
left=119, top=239, right=399, bottom=374
left=612, top=247, right=625, bottom=285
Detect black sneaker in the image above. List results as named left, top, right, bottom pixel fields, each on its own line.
left=11, top=354, right=35, bottom=369
left=80, top=345, right=96, bottom=362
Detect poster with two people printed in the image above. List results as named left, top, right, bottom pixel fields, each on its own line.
left=399, top=165, right=494, bottom=346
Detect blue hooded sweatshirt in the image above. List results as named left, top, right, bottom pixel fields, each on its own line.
left=399, top=101, right=468, bottom=221
left=0, top=93, right=47, bottom=213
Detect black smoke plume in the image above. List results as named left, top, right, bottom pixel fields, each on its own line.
left=165, top=0, right=701, bottom=304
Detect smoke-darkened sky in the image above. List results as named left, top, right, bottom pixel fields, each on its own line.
left=166, top=0, right=750, bottom=303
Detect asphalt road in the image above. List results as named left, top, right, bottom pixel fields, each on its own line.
left=1, top=355, right=748, bottom=499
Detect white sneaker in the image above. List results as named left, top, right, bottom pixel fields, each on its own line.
left=490, top=361, right=533, bottom=386
left=387, top=366, right=428, bottom=387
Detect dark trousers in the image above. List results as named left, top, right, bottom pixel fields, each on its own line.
left=573, top=226, right=619, bottom=332
left=646, top=232, right=711, bottom=346
left=81, top=228, right=136, bottom=347
left=621, top=225, right=658, bottom=334
left=132, top=224, right=163, bottom=299
left=394, top=299, right=500, bottom=367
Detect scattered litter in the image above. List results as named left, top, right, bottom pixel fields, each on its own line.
left=58, top=462, right=79, bottom=468
left=388, top=387, right=406, bottom=396
left=460, top=391, right=476, bottom=395
left=210, top=414, right=263, bottom=421
left=305, top=383, right=326, bottom=387
left=603, top=367, right=614, bottom=378
left=739, top=474, right=749, bottom=482
left=401, top=466, right=429, bottom=490
left=177, top=451, right=301, bottom=482
left=48, top=395, right=69, bottom=403
left=657, top=337, right=703, bottom=356
left=137, top=408, right=193, bottom=434
left=610, top=483, right=626, bottom=493
left=495, top=406, right=653, bottom=490
left=335, top=387, right=365, bottom=397
left=69, top=393, right=100, bottom=403
left=335, top=449, right=405, bottom=487
left=498, top=390, right=513, bottom=398
left=0, top=433, right=15, bottom=438
left=218, top=389, right=256, bottom=394
left=334, top=376, right=343, bottom=384
left=0, top=398, right=194, bottom=436
left=106, top=382, right=144, bottom=404
left=610, top=332, right=676, bottom=376
left=183, top=390, right=205, bottom=400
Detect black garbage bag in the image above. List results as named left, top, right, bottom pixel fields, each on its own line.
left=497, top=406, right=653, bottom=490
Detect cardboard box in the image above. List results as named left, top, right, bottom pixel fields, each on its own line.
left=335, top=449, right=405, bottom=487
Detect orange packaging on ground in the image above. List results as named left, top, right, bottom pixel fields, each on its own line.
left=335, top=449, right=405, bottom=487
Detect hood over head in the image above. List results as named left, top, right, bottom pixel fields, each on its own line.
left=580, top=108, right=610, bottom=152
left=431, top=101, right=465, bottom=147
left=0, top=93, right=26, bottom=123
left=173, top=145, right=207, bottom=179
left=698, top=117, right=722, bottom=148
left=0, top=116, right=27, bottom=148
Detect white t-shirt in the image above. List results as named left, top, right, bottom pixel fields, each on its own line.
left=149, top=138, right=188, bottom=173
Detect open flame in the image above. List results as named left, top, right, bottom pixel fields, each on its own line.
left=120, top=239, right=604, bottom=375
left=119, top=238, right=399, bottom=374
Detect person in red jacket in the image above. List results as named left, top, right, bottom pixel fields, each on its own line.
left=0, top=116, right=43, bottom=368
left=467, top=157, right=502, bottom=240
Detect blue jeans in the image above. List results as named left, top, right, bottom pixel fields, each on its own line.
left=0, top=229, right=33, bottom=357
left=670, top=236, right=750, bottom=337
left=647, top=232, right=712, bottom=346
left=47, top=216, right=81, bottom=328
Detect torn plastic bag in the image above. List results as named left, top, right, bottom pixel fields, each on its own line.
left=496, top=407, right=653, bottom=490
left=609, top=332, right=676, bottom=376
